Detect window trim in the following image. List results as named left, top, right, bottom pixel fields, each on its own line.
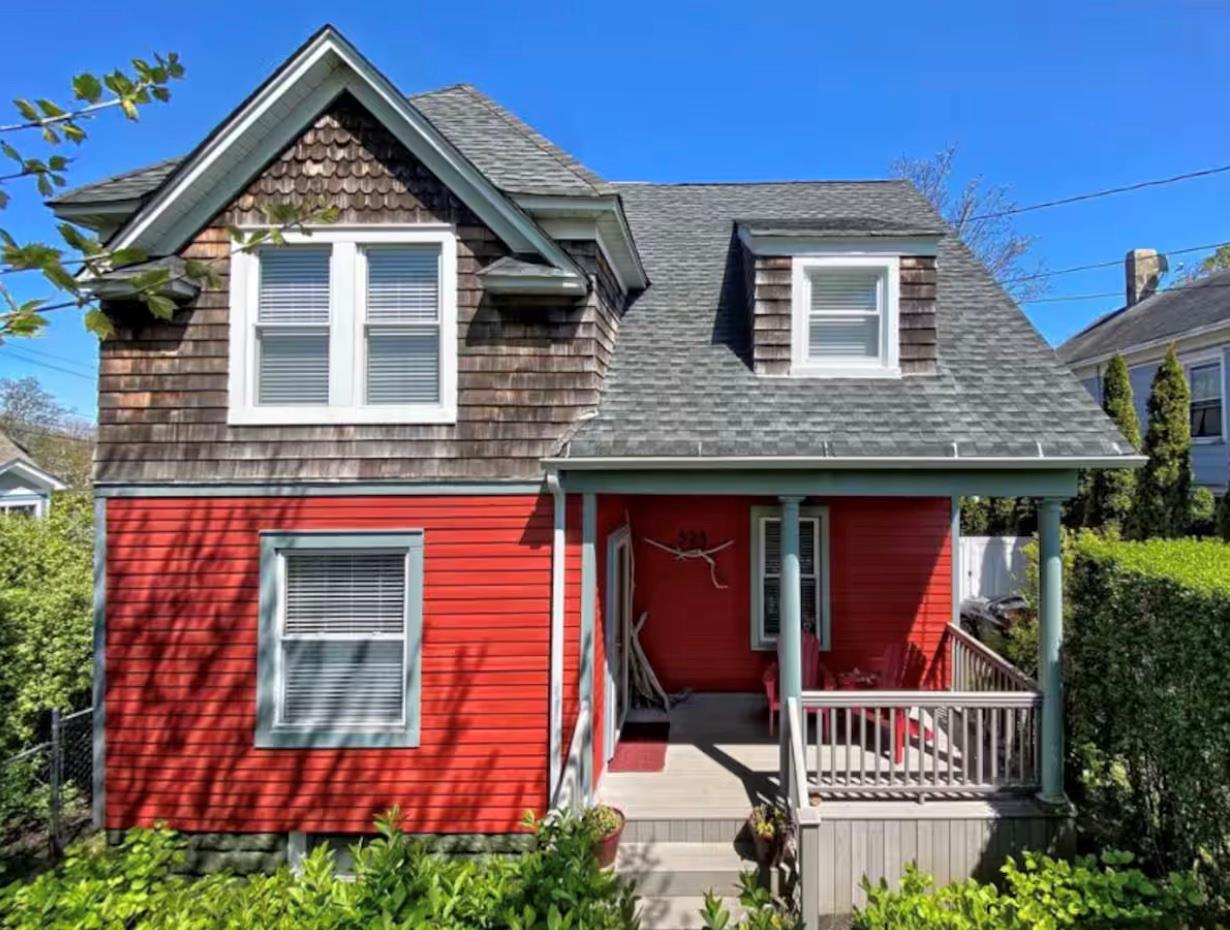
left=1182, top=350, right=1226, bottom=445
left=749, top=504, right=830, bottom=652
left=255, top=530, right=424, bottom=749
left=228, top=226, right=458, bottom=426
left=790, top=255, right=900, bottom=378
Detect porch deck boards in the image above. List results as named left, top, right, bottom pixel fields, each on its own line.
left=598, top=693, right=963, bottom=820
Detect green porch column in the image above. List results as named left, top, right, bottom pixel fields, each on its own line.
left=778, top=496, right=803, bottom=792
left=1037, top=497, right=1065, bottom=804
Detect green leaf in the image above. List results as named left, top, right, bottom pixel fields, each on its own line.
left=61, top=122, right=86, bottom=144
left=35, top=98, right=65, bottom=118
left=13, top=98, right=38, bottom=121
left=47, top=155, right=69, bottom=171
left=119, top=98, right=139, bottom=121
left=107, top=247, right=147, bottom=267
left=72, top=73, right=103, bottom=104
left=84, top=307, right=114, bottom=338
left=145, top=293, right=176, bottom=320
left=41, top=126, right=60, bottom=145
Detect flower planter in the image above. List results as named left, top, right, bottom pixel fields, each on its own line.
left=750, top=825, right=784, bottom=867
left=593, top=807, right=626, bottom=868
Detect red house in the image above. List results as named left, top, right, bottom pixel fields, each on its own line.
left=58, top=27, right=1140, bottom=925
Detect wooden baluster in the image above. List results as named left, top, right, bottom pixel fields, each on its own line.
left=990, top=707, right=999, bottom=785
left=975, top=708, right=984, bottom=788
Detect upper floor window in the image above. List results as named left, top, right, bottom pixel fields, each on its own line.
left=229, top=227, right=458, bottom=425
left=790, top=256, right=900, bottom=378
left=1188, top=359, right=1224, bottom=441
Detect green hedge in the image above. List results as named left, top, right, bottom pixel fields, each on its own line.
left=853, top=851, right=1202, bottom=930
left=1066, top=533, right=1230, bottom=915
left=0, top=811, right=638, bottom=930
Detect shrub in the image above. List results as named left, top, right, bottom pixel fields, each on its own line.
left=1066, top=533, right=1230, bottom=915
left=700, top=871, right=800, bottom=930
left=853, top=851, right=1203, bottom=930
left=0, top=809, right=639, bottom=930
left=1130, top=347, right=1193, bottom=539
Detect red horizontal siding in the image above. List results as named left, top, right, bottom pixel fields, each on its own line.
left=104, top=494, right=553, bottom=835
left=620, top=496, right=952, bottom=692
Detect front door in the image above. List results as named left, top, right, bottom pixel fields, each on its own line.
left=605, top=527, right=632, bottom=760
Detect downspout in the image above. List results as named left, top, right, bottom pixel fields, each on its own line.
left=546, top=472, right=565, bottom=805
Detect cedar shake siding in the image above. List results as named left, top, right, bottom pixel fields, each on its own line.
left=103, top=494, right=558, bottom=834
left=746, top=248, right=938, bottom=376
left=96, top=95, right=624, bottom=485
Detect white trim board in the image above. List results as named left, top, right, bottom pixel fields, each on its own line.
left=103, top=26, right=583, bottom=287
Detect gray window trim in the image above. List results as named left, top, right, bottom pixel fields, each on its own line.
left=749, top=504, right=830, bottom=652
left=256, top=530, right=424, bottom=748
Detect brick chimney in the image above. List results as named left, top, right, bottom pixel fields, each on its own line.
left=1125, top=248, right=1168, bottom=306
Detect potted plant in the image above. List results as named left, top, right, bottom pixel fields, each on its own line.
left=583, top=803, right=626, bottom=868
left=747, top=803, right=787, bottom=866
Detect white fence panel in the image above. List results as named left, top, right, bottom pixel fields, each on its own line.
left=959, top=536, right=1028, bottom=600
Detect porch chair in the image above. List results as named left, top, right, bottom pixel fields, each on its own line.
left=763, top=631, right=834, bottom=736
left=875, top=643, right=934, bottom=764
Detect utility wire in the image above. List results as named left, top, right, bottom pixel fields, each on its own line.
left=1023, top=280, right=1230, bottom=305
left=970, top=162, right=1230, bottom=221
left=1002, top=240, right=1230, bottom=284
left=1, top=346, right=95, bottom=381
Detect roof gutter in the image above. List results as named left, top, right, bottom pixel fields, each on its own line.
left=543, top=454, right=1147, bottom=471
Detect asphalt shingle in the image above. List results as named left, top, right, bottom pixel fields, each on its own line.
left=1058, top=268, right=1230, bottom=366
left=561, top=181, right=1131, bottom=461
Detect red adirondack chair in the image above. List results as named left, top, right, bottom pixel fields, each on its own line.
left=763, top=631, right=834, bottom=736
left=874, top=644, right=934, bottom=764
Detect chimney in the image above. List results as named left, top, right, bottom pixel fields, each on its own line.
left=1125, top=248, right=1168, bottom=306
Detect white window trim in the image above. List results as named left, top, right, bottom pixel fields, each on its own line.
left=749, top=504, right=831, bottom=651
left=789, top=255, right=900, bottom=378
left=228, top=225, right=458, bottom=426
left=0, top=497, right=45, bottom=518
left=1182, top=349, right=1226, bottom=445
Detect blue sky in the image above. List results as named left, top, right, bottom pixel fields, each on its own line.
left=2, top=1, right=1228, bottom=420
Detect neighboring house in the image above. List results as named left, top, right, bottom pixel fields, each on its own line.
left=0, top=426, right=66, bottom=517
left=1059, top=248, right=1230, bottom=490
left=55, top=27, right=1139, bottom=923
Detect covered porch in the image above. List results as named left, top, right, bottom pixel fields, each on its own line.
left=563, top=471, right=1067, bottom=812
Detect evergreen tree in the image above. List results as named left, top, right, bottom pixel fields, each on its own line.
left=1130, top=346, right=1193, bottom=538
left=1084, top=355, right=1141, bottom=530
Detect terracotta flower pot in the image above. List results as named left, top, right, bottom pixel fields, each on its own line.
left=594, top=808, right=626, bottom=868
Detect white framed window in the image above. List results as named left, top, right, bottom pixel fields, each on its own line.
left=255, top=531, right=424, bottom=748
left=1185, top=355, right=1225, bottom=443
left=749, top=505, right=830, bottom=651
left=0, top=501, right=40, bottom=518
left=790, top=256, right=900, bottom=377
left=229, top=227, right=458, bottom=425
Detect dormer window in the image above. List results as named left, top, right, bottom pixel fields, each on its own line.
left=790, top=256, right=900, bottom=377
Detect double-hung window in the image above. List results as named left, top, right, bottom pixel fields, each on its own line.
left=230, top=228, right=457, bottom=425
left=790, top=256, right=900, bottom=377
left=1188, top=360, right=1223, bottom=441
left=750, top=506, right=829, bottom=650
left=256, top=531, right=424, bottom=748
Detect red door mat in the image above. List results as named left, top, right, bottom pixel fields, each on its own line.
left=609, top=722, right=670, bottom=773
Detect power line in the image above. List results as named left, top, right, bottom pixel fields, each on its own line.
left=1002, top=240, right=1230, bottom=285
left=1, top=346, right=95, bottom=381
left=970, top=162, right=1230, bottom=221
left=1023, top=280, right=1230, bottom=305
left=2, top=342, right=97, bottom=371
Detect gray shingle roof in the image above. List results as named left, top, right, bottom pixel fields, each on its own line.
left=561, top=181, right=1131, bottom=461
left=1057, top=268, right=1230, bottom=366
left=50, top=84, right=609, bottom=207
left=0, top=426, right=32, bottom=466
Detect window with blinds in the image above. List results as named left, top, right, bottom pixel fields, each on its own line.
left=278, top=551, right=408, bottom=727
left=1189, top=362, right=1222, bottom=439
left=256, top=531, right=423, bottom=748
left=364, top=247, right=441, bottom=405
left=806, top=268, right=883, bottom=362
left=759, top=516, right=821, bottom=641
left=256, top=248, right=331, bottom=405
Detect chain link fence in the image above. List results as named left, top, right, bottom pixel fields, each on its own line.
left=1, top=708, right=94, bottom=873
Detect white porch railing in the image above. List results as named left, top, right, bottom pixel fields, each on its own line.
left=798, top=688, right=1042, bottom=798
left=949, top=624, right=1038, bottom=693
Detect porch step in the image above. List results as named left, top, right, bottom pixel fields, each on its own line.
left=616, top=841, right=752, bottom=897
left=619, top=817, right=748, bottom=844
left=636, top=895, right=745, bottom=930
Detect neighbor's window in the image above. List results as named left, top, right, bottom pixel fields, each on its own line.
left=1189, top=362, right=1222, bottom=440
left=256, top=531, right=423, bottom=748
left=791, top=256, right=899, bottom=376
left=230, top=229, right=457, bottom=425
left=750, top=506, right=829, bottom=650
